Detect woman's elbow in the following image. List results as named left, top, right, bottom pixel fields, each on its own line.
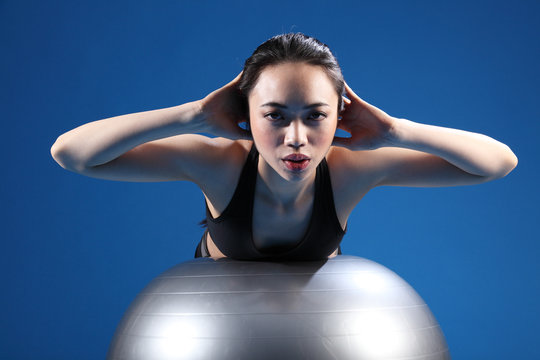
left=502, top=150, right=518, bottom=177
left=486, top=147, right=518, bottom=181
left=50, top=136, right=85, bottom=172
left=500, top=145, right=518, bottom=176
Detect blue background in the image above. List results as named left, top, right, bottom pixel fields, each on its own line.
left=1, top=0, right=539, bottom=358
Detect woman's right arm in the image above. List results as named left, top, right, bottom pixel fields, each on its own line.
left=51, top=74, right=249, bottom=182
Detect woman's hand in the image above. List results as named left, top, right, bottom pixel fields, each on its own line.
left=333, top=82, right=398, bottom=150
left=198, top=72, right=252, bottom=140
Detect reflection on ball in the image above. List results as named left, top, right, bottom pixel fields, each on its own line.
left=107, top=255, right=450, bottom=359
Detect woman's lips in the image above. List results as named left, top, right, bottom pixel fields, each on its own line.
left=282, top=154, right=310, bottom=171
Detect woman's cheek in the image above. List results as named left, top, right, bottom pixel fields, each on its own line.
left=251, top=121, right=278, bottom=152
left=319, top=121, right=337, bottom=146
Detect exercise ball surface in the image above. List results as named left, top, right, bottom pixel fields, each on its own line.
left=107, top=255, right=450, bottom=359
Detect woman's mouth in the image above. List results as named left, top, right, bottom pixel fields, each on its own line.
left=282, top=154, right=310, bottom=171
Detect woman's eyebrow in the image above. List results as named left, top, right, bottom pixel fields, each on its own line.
left=260, top=102, right=330, bottom=109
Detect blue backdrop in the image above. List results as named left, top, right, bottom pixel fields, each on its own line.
left=1, top=0, right=538, bottom=358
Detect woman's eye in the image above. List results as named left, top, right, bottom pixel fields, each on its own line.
left=309, top=112, right=326, bottom=121
left=265, top=112, right=283, bottom=121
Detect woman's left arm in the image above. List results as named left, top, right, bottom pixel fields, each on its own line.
left=333, top=83, right=518, bottom=187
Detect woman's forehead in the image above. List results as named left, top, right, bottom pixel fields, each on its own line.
left=250, top=63, right=338, bottom=106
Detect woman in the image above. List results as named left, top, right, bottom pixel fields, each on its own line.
left=50, top=33, right=517, bottom=261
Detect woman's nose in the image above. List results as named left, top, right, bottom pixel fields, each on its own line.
left=284, top=120, right=307, bottom=149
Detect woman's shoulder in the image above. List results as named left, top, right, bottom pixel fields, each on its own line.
left=192, top=138, right=253, bottom=217
left=182, top=136, right=251, bottom=166
left=207, top=138, right=252, bottom=164
left=326, top=145, right=386, bottom=183
left=183, top=137, right=251, bottom=180
left=325, top=146, right=381, bottom=219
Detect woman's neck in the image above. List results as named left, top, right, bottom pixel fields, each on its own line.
left=256, top=155, right=316, bottom=209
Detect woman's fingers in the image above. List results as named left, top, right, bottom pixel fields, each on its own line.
left=344, top=82, right=372, bottom=108
left=343, top=82, right=358, bottom=98
left=215, top=72, right=244, bottom=93
left=228, top=71, right=244, bottom=86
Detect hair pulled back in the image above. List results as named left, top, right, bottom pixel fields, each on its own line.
left=238, top=33, right=345, bottom=113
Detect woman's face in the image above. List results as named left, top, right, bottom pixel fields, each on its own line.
left=248, top=62, right=340, bottom=182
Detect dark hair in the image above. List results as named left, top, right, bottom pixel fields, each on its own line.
left=238, top=33, right=345, bottom=113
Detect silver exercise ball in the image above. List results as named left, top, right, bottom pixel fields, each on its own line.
left=107, top=255, right=450, bottom=360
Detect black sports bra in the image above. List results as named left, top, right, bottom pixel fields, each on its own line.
left=205, top=144, right=346, bottom=261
